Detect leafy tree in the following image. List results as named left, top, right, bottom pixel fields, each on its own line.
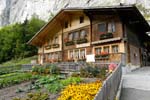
left=0, top=17, right=45, bottom=63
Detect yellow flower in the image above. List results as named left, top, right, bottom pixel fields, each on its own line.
left=57, top=80, right=103, bottom=100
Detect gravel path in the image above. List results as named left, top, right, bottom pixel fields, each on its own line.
left=120, top=67, right=150, bottom=100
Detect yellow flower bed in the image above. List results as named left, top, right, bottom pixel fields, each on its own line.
left=57, top=80, right=102, bottom=100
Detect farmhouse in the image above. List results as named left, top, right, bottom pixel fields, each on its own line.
left=28, top=5, right=150, bottom=66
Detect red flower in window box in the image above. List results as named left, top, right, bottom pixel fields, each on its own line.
left=100, top=51, right=109, bottom=56
left=64, top=37, right=69, bottom=42
left=98, top=32, right=105, bottom=34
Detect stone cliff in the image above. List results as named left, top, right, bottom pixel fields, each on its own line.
left=0, top=0, right=149, bottom=26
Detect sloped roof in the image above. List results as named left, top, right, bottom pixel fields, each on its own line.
left=27, top=5, right=150, bottom=46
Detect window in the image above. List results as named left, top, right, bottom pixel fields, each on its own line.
left=74, top=31, right=79, bottom=40
left=98, top=22, right=115, bottom=34
left=80, top=16, right=84, bottom=23
left=75, top=50, right=79, bottom=59
left=48, top=53, right=52, bottom=59
left=64, top=21, right=68, bottom=28
left=108, top=22, right=115, bottom=33
left=104, top=46, right=109, bottom=53
left=68, top=33, right=73, bottom=41
left=48, top=40, right=52, bottom=45
left=80, top=49, right=86, bottom=59
left=112, top=45, right=119, bottom=53
left=51, top=53, right=54, bottom=59
left=53, top=37, right=58, bottom=44
left=95, top=47, right=102, bottom=55
left=68, top=49, right=86, bottom=60
left=54, top=53, right=58, bottom=59
left=80, top=30, right=86, bottom=39
left=69, top=50, right=74, bottom=59
left=98, top=23, right=107, bottom=33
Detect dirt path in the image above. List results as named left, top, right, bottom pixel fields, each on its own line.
left=0, top=82, right=31, bottom=100
left=0, top=81, right=59, bottom=100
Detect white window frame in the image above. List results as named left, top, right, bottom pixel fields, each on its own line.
left=112, top=45, right=119, bottom=53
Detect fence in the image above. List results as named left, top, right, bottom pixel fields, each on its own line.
left=94, top=62, right=122, bottom=100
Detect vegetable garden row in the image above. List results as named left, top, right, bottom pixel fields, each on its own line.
left=0, top=63, right=115, bottom=100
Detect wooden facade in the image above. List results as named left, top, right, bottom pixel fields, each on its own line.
left=28, top=5, right=150, bottom=66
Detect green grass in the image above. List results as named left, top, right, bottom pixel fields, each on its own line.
left=1, top=56, right=37, bottom=66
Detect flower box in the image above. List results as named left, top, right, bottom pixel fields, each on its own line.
left=76, top=38, right=88, bottom=44
left=95, top=52, right=109, bottom=59
left=100, top=33, right=113, bottom=40
left=45, top=45, right=51, bottom=50
left=78, top=58, right=86, bottom=61
left=95, top=55, right=109, bottom=60
left=52, top=44, right=59, bottom=48
left=65, top=41, right=75, bottom=46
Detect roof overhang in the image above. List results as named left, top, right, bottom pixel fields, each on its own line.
left=27, top=5, right=150, bottom=47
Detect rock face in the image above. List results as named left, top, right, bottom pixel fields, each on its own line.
left=0, top=0, right=149, bottom=26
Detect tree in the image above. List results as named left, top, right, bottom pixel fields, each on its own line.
left=0, top=17, right=45, bottom=63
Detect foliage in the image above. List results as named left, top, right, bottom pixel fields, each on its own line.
left=30, top=76, right=81, bottom=93
left=0, top=65, right=21, bottom=75
left=58, top=80, right=102, bottom=100
left=50, top=64, right=60, bottom=75
left=136, top=4, right=150, bottom=19
left=1, top=56, right=37, bottom=66
left=13, top=92, right=49, bottom=100
left=0, top=17, right=45, bottom=64
left=0, top=72, right=22, bottom=79
left=96, top=67, right=108, bottom=79
left=32, top=64, right=60, bottom=75
left=79, top=66, right=108, bottom=78
left=80, top=66, right=100, bottom=78
left=44, top=82, right=63, bottom=93
left=0, top=72, right=32, bottom=88
left=61, top=77, right=81, bottom=86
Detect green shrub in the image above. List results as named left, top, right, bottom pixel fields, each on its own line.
left=80, top=66, right=107, bottom=78
left=61, top=77, right=81, bottom=86
left=49, top=65, right=60, bottom=75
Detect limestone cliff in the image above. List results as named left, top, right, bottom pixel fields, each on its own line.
left=0, top=0, right=149, bottom=26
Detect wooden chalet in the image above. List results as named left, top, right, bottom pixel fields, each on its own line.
left=28, top=5, right=150, bottom=66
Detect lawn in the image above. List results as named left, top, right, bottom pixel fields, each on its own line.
left=0, top=56, right=37, bottom=66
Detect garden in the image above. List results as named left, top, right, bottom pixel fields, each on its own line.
left=0, top=63, right=114, bottom=100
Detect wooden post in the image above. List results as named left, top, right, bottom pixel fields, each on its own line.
left=41, top=46, right=44, bottom=65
